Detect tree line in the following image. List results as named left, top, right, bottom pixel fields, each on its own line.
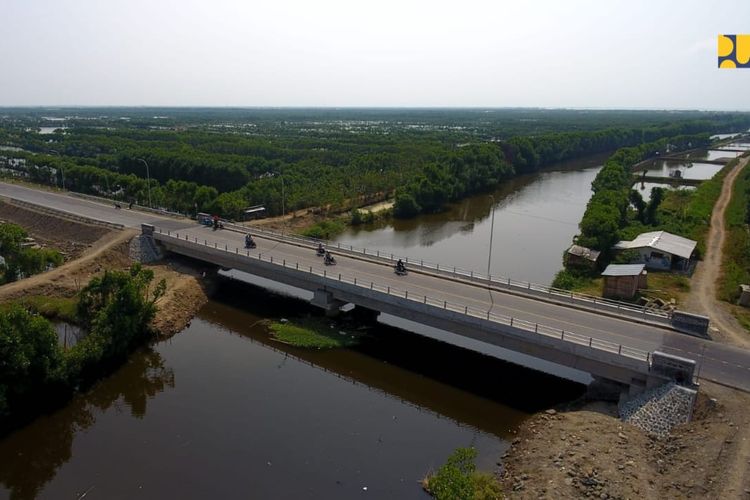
left=1, top=112, right=749, bottom=221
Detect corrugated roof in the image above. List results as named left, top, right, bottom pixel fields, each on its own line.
left=613, top=231, right=696, bottom=259
left=601, top=264, right=646, bottom=277
left=567, top=244, right=601, bottom=261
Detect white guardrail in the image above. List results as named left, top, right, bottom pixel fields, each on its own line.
left=156, top=228, right=652, bottom=366
left=218, top=221, right=672, bottom=324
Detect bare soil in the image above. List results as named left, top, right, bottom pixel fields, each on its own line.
left=0, top=201, right=110, bottom=260
left=683, top=156, right=750, bottom=348
left=499, top=382, right=750, bottom=499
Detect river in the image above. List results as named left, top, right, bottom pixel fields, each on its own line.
left=0, top=282, right=582, bottom=499
left=335, top=152, right=610, bottom=286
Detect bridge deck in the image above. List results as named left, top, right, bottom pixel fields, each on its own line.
left=2, top=181, right=749, bottom=392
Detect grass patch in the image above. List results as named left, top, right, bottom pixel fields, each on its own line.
left=640, top=272, right=690, bottom=303
left=299, top=219, right=347, bottom=240
left=731, top=306, right=750, bottom=333
left=17, top=295, right=79, bottom=323
left=551, top=269, right=596, bottom=291
left=267, top=318, right=360, bottom=349
left=720, top=159, right=750, bottom=303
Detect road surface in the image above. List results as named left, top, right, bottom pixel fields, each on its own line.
left=2, top=181, right=749, bottom=391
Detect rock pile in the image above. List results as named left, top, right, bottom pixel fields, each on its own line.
left=619, top=382, right=696, bottom=437
left=129, top=235, right=163, bottom=263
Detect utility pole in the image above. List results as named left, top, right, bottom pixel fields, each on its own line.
left=487, top=195, right=496, bottom=310
left=137, top=158, right=152, bottom=208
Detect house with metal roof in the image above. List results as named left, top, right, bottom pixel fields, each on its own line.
left=613, top=230, right=697, bottom=271
left=566, top=244, right=601, bottom=269
left=601, top=263, right=647, bottom=299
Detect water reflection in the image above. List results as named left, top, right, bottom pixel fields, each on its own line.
left=0, top=349, right=174, bottom=500
left=335, top=153, right=608, bottom=285
left=639, top=160, right=723, bottom=180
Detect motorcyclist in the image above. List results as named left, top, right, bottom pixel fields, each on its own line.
left=317, top=242, right=325, bottom=255
left=325, top=251, right=335, bottom=265
left=396, top=259, right=406, bottom=273
left=245, top=233, right=255, bottom=248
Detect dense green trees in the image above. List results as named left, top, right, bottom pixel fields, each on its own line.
left=575, top=133, right=711, bottom=254
left=0, top=306, right=64, bottom=420
left=1, top=109, right=749, bottom=221
left=0, top=264, right=165, bottom=433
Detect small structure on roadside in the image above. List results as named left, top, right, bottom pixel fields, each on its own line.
left=566, top=244, right=601, bottom=270
left=739, top=285, right=750, bottom=307
left=601, top=263, right=647, bottom=299
left=613, top=231, right=697, bottom=271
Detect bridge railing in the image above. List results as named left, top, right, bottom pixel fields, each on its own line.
left=156, top=228, right=652, bottom=366
left=219, top=221, right=671, bottom=323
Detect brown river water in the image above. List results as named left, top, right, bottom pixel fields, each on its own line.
left=0, top=282, right=583, bottom=499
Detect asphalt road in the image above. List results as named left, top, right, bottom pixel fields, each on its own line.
left=3, top=182, right=749, bottom=391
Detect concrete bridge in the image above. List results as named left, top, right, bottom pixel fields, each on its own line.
left=2, top=181, right=750, bottom=394
left=146, top=224, right=698, bottom=395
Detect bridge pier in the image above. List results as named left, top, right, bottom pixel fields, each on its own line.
left=310, top=289, right=346, bottom=317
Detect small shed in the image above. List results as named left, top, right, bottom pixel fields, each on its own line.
left=566, top=245, right=601, bottom=269
left=613, top=231, right=697, bottom=271
left=601, top=264, right=647, bottom=299
left=739, top=284, right=750, bottom=307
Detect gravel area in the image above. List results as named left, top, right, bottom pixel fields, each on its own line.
left=619, top=383, right=697, bottom=437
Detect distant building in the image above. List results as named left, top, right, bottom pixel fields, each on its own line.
left=601, top=264, right=647, bottom=299
left=566, top=244, right=601, bottom=269
left=613, top=231, right=697, bottom=271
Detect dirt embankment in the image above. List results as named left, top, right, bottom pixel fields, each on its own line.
left=499, top=382, right=750, bottom=499
left=0, top=206, right=212, bottom=337
left=0, top=201, right=110, bottom=260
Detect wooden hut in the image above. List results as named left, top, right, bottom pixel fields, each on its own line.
left=601, top=264, right=647, bottom=299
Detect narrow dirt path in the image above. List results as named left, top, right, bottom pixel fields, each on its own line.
left=684, top=156, right=750, bottom=348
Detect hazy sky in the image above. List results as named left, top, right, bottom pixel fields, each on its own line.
left=1, top=0, right=749, bottom=109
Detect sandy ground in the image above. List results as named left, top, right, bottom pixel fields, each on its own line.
left=0, top=207, right=211, bottom=337
left=683, top=156, right=750, bottom=348
left=499, top=382, right=750, bottom=499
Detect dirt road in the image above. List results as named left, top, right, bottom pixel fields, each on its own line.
left=684, top=156, right=750, bottom=348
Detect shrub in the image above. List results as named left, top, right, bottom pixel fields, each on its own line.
left=424, top=447, right=502, bottom=500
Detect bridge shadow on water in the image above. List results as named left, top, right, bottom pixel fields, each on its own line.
left=207, top=276, right=587, bottom=419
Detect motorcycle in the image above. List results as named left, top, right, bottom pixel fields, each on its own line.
left=394, top=264, right=408, bottom=276
left=245, top=238, right=257, bottom=249
left=324, top=254, right=337, bottom=266
left=316, top=246, right=326, bottom=257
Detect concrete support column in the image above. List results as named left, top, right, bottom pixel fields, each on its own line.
left=311, top=289, right=346, bottom=317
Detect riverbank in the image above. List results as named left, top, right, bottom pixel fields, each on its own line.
left=499, top=381, right=750, bottom=499
left=0, top=204, right=213, bottom=337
